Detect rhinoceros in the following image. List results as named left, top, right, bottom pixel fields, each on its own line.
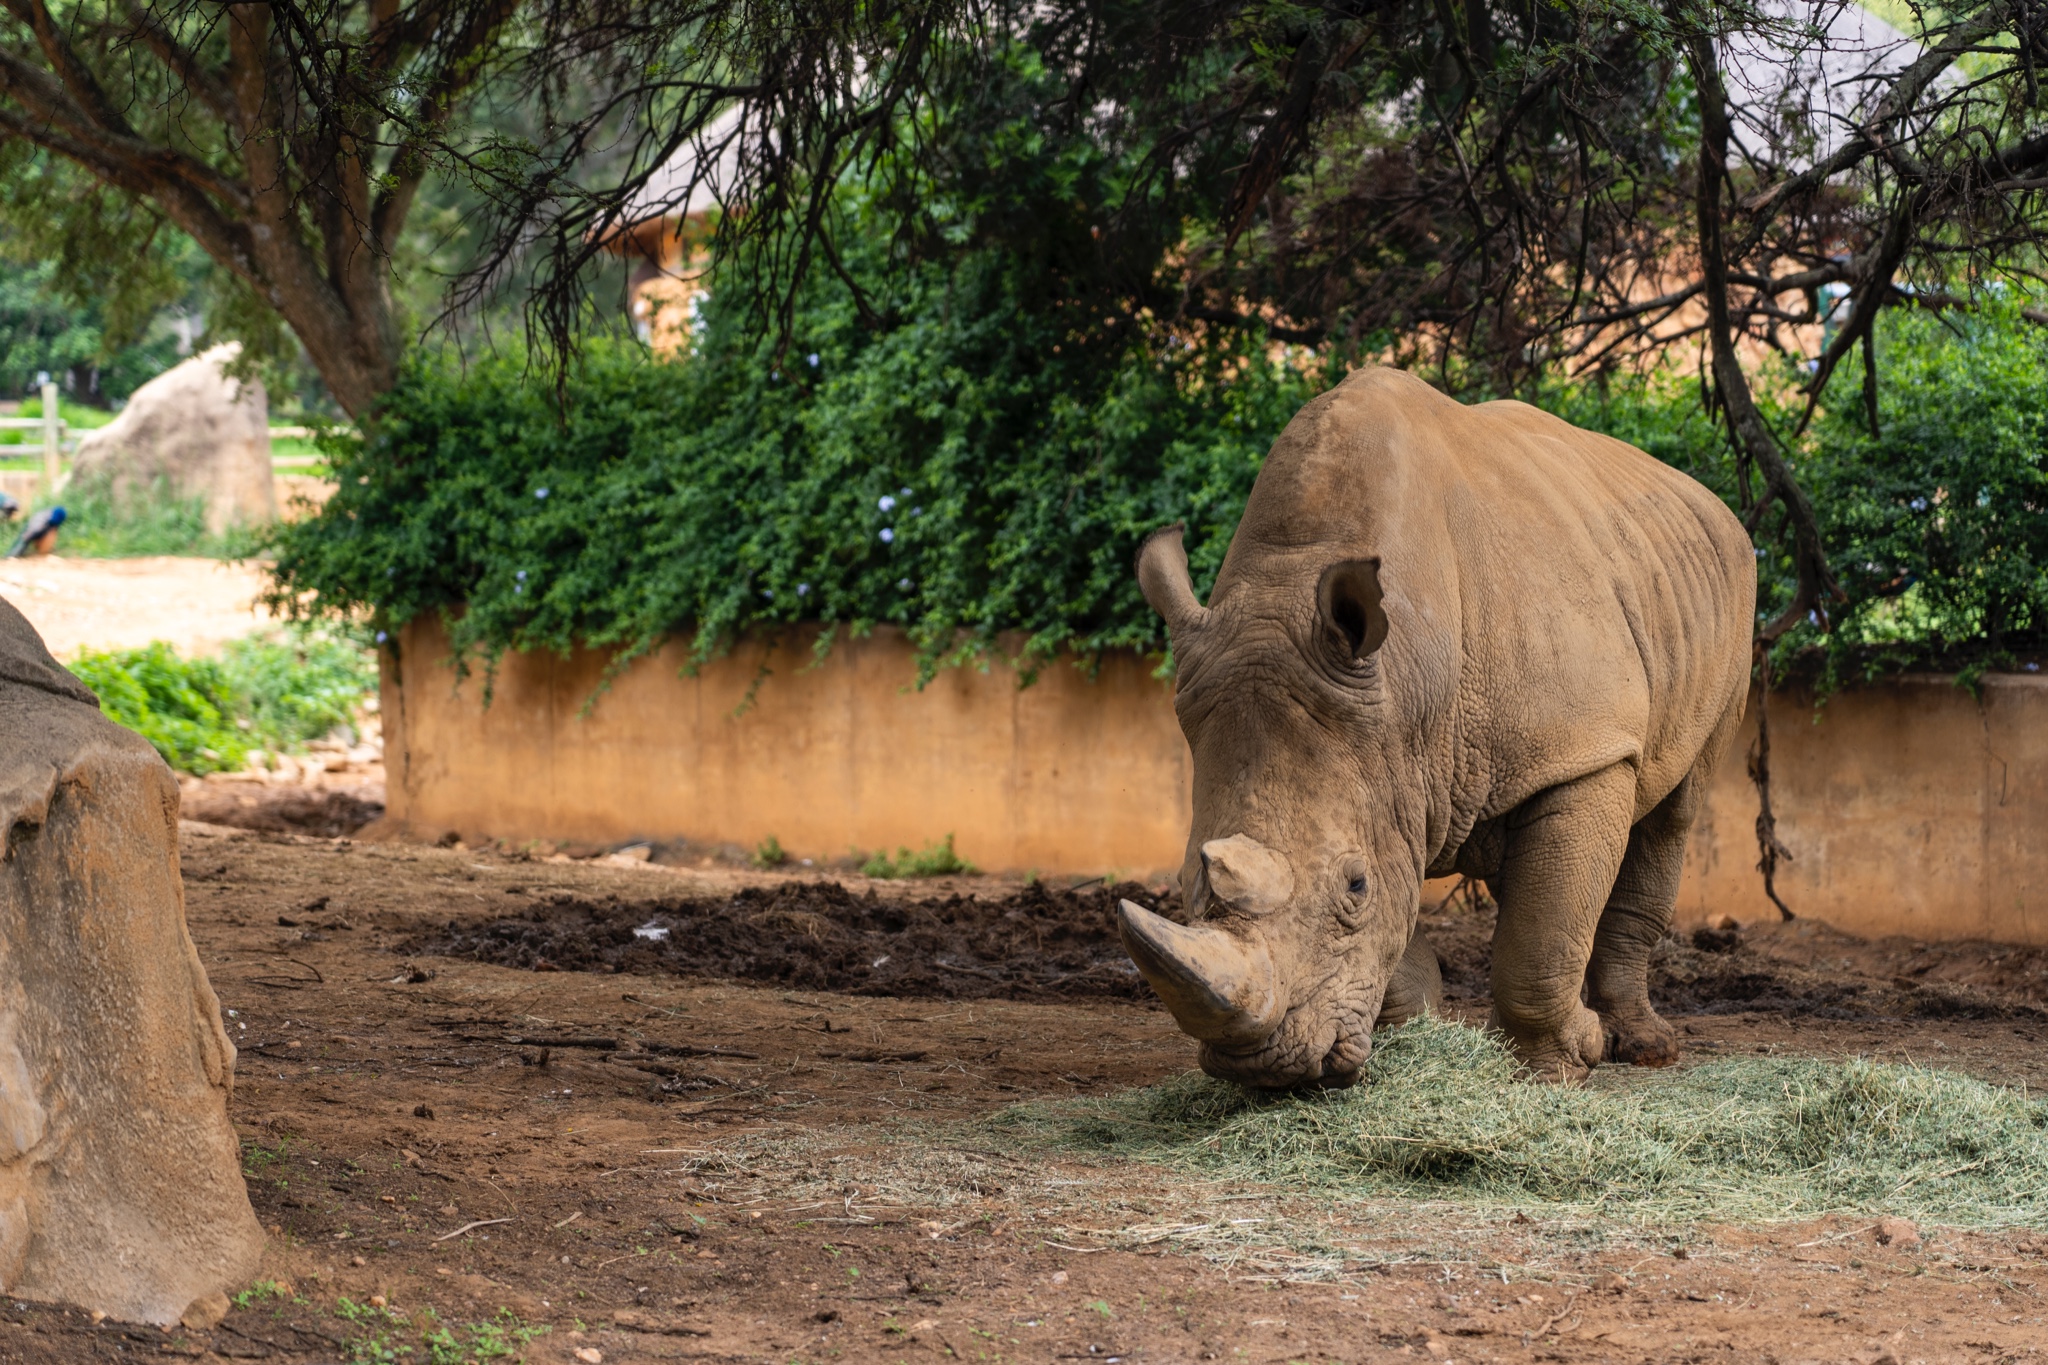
left=1118, top=367, right=1754, bottom=1086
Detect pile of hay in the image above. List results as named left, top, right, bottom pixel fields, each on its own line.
left=992, top=1018, right=2048, bottom=1225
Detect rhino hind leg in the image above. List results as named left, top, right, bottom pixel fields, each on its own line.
left=1586, top=766, right=1711, bottom=1068
left=1487, top=764, right=1637, bottom=1082
left=1376, top=930, right=1444, bottom=1029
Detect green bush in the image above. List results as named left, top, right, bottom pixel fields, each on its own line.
left=264, top=213, right=1325, bottom=683
left=1550, top=304, right=2048, bottom=680
left=263, top=186, right=2046, bottom=684
left=35, top=473, right=253, bottom=558
left=753, top=833, right=788, bottom=868
left=66, top=626, right=377, bottom=774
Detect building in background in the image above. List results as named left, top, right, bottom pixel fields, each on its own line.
left=599, top=113, right=742, bottom=356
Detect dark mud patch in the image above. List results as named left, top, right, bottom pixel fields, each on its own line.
left=1422, top=896, right=2044, bottom=1022
left=402, top=878, right=1182, bottom=1002
left=181, top=781, right=385, bottom=837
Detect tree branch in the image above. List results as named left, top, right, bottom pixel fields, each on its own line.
left=1687, top=28, right=1841, bottom=641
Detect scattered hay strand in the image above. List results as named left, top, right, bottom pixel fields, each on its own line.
left=988, top=1017, right=2048, bottom=1227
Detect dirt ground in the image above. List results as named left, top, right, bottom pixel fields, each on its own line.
left=4, top=811, right=2046, bottom=1365
left=0, top=555, right=278, bottom=657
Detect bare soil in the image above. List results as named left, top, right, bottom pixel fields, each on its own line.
left=2, top=828, right=2045, bottom=1364
left=0, top=555, right=278, bottom=658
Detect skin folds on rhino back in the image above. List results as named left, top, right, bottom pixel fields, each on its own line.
left=1135, top=366, right=1754, bottom=1088
left=1209, top=366, right=1754, bottom=855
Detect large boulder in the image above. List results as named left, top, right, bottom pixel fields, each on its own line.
left=71, top=343, right=276, bottom=534
left=0, top=595, right=263, bottom=1323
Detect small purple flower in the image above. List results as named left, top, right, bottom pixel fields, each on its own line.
left=878, top=494, right=897, bottom=512
left=516, top=569, right=527, bottom=580
left=898, top=578, right=912, bottom=591
left=807, top=353, right=821, bottom=367
left=797, top=583, right=810, bottom=597
left=879, top=527, right=895, bottom=544
left=375, top=630, right=388, bottom=644
left=535, top=487, right=549, bottom=499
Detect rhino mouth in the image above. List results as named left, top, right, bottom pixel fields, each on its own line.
left=1196, top=997, right=1377, bottom=1091
left=1118, top=896, right=1390, bottom=1091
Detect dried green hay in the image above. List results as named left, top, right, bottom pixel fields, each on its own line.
left=988, top=1016, right=2048, bottom=1228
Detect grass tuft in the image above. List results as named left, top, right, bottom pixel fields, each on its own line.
left=988, top=1016, right=2048, bottom=1227
left=860, top=832, right=975, bottom=878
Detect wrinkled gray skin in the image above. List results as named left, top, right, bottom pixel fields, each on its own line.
left=1120, top=367, right=1754, bottom=1088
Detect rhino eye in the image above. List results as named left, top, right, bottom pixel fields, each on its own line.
left=1347, top=874, right=1368, bottom=896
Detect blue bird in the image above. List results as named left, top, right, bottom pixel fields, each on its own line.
left=7, top=505, right=64, bottom=557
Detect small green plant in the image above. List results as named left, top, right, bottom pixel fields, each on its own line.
left=233, top=1280, right=289, bottom=1308
left=240, top=1136, right=293, bottom=1175
left=334, top=1296, right=406, bottom=1364
left=421, top=1308, right=551, bottom=1364
left=859, top=833, right=974, bottom=879
left=753, top=833, right=788, bottom=868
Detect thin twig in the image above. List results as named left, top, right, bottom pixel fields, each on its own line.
left=432, top=1217, right=513, bottom=1242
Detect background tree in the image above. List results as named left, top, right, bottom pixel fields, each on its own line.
left=511, top=0, right=2048, bottom=637
left=0, top=1, right=558, bottom=418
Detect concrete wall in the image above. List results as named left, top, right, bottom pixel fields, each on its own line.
left=381, top=617, right=1194, bottom=877
left=382, top=617, right=2048, bottom=944
left=1676, top=673, right=2048, bottom=943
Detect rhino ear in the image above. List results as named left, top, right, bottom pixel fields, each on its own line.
left=1137, top=523, right=1211, bottom=636
left=1317, top=558, right=1388, bottom=660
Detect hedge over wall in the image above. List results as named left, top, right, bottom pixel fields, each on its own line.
left=266, top=278, right=2048, bottom=685
left=265, top=249, right=1327, bottom=680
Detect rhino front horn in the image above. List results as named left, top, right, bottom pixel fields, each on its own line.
left=1117, top=900, right=1283, bottom=1047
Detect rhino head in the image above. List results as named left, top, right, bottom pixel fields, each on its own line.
left=1120, top=524, right=1423, bottom=1090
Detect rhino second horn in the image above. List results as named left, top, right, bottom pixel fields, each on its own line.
left=1117, top=900, right=1283, bottom=1047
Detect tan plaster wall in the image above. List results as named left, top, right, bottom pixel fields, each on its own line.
left=1675, top=674, right=2048, bottom=944
left=383, top=618, right=2048, bottom=944
left=381, top=617, right=1194, bottom=877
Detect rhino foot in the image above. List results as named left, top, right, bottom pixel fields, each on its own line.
left=1492, top=1003, right=1606, bottom=1084
left=1601, top=1011, right=1681, bottom=1068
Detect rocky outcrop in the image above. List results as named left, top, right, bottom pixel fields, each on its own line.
left=71, top=343, right=275, bottom=534
left=0, top=595, right=262, bottom=1323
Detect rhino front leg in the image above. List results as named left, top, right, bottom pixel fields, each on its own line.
left=1375, top=930, right=1443, bottom=1029
left=1586, top=766, right=1709, bottom=1067
left=1488, top=764, right=1636, bottom=1081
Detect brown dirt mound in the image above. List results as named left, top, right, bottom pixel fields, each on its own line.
left=1421, top=892, right=2047, bottom=1022
left=403, top=878, right=1180, bottom=1002
left=411, top=867, right=2048, bottom=1022
left=180, top=782, right=384, bottom=837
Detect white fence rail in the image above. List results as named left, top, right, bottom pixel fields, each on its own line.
left=0, top=380, right=68, bottom=486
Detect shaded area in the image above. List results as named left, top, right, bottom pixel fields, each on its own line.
left=409, top=864, right=2048, bottom=1022
left=1421, top=892, right=2048, bottom=1022
left=181, top=782, right=384, bottom=838
left=402, top=878, right=1180, bottom=1001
